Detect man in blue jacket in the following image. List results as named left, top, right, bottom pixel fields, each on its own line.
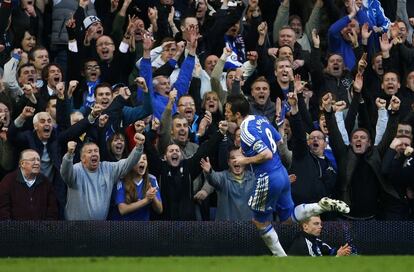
left=328, top=1, right=370, bottom=70
left=139, top=29, right=196, bottom=119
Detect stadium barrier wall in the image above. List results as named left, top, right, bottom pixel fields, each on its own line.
left=0, top=221, right=413, bottom=256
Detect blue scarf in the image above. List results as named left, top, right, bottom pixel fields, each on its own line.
left=84, top=80, right=100, bottom=107
left=223, top=34, right=246, bottom=70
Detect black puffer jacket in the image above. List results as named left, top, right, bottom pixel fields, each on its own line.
left=289, top=113, right=337, bottom=205
left=325, top=110, right=401, bottom=217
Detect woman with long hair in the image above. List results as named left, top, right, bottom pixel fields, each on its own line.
left=196, top=91, right=224, bottom=144
left=101, top=132, right=128, bottom=162
left=13, top=29, right=36, bottom=53
left=111, top=154, right=163, bottom=220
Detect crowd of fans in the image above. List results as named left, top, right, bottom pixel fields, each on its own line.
left=0, top=0, right=413, bottom=222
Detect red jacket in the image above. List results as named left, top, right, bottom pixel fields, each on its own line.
left=0, top=170, right=58, bottom=220
left=125, top=124, right=159, bottom=153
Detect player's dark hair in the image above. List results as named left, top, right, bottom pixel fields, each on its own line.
left=226, top=94, right=250, bottom=118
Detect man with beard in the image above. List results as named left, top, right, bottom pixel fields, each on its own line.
left=145, top=120, right=228, bottom=220
left=200, top=146, right=255, bottom=220
left=7, top=109, right=67, bottom=217
left=60, top=133, right=145, bottom=220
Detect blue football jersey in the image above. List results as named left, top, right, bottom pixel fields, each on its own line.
left=240, top=115, right=284, bottom=176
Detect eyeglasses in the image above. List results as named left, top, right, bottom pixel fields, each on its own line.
left=308, top=135, right=325, bottom=141
left=85, top=65, right=100, bottom=70
left=22, top=157, right=41, bottom=163
left=96, top=42, right=114, bottom=48
left=178, top=103, right=195, bottom=107
left=397, top=129, right=412, bottom=135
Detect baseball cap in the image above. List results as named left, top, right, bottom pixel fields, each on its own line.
left=83, top=16, right=101, bottom=30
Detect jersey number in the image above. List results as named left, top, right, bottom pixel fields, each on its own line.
left=265, top=128, right=277, bottom=153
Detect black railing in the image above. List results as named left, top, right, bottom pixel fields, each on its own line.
left=0, top=221, right=413, bottom=256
